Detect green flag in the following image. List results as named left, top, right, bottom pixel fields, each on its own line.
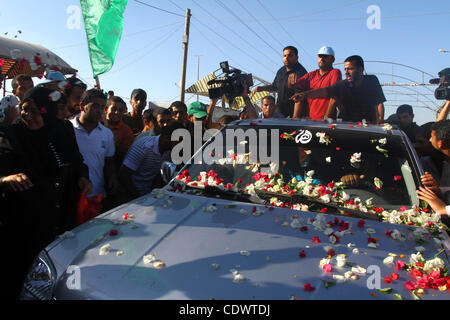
left=80, top=0, right=128, bottom=78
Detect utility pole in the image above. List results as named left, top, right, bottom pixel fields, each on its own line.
left=194, top=54, right=203, bottom=101
left=180, top=8, right=191, bottom=103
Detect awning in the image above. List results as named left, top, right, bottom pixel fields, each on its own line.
left=0, top=37, right=77, bottom=79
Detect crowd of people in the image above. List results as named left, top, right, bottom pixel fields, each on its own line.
left=0, top=44, right=449, bottom=299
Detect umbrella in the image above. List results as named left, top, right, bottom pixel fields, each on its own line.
left=0, top=36, right=77, bottom=79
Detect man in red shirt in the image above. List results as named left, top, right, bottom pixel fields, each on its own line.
left=291, top=46, right=342, bottom=120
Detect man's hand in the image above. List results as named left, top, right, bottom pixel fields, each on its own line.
left=0, top=173, right=33, bottom=192
left=340, top=174, right=360, bottom=186
left=240, top=79, right=250, bottom=97
left=287, top=73, right=298, bottom=89
left=3, top=106, right=19, bottom=126
left=290, top=92, right=306, bottom=102
left=78, top=177, right=92, bottom=195
left=252, top=86, right=262, bottom=94
left=421, top=172, right=441, bottom=196
left=210, top=97, right=219, bottom=105
left=417, top=186, right=447, bottom=216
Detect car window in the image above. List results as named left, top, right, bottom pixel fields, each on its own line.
left=172, top=125, right=420, bottom=213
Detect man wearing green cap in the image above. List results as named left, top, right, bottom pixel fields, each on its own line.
left=188, top=101, right=209, bottom=127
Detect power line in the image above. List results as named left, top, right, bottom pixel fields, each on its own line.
left=215, top=0, right=279, bottom=56
left=276, top=0, right=367, bottom=21
left=234, top=0, right=284, bottom=49
left=50, top=21, right=184, bottom=50
left=191, top=16, right=275, bottom=74
left=256, top=0, right=315, bottom=65
left=190, top=0, right=278, bottom=67
left=167, top=0, right=185, bottom=12
left=102, top=23, right=184, bottom=76
left=191, top=23, right=246, bottom=72
left=133, top=0, right=186, bottom=17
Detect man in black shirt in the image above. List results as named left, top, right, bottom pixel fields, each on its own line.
left=253, top=46, right=307, bottom=118
left=396, top=104, right=419, bottom=142
left=290, top=55, right=386, bottom=124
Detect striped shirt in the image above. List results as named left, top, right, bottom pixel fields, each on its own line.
left=122, top=135, right=162, bottom=195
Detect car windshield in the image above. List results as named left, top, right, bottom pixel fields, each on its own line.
left=171, top=124, right=421, bottom=218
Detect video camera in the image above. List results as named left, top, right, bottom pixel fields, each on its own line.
left=430, top=68, right=450, bottom=100
left=207, top=61, right=253, bottom=106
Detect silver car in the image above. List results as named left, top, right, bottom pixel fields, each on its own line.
left=21, top=120, right=450, bottom=300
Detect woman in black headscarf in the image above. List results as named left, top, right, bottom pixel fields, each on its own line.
left=0, top=86, right=91, bottom=299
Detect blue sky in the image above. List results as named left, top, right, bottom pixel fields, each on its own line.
left=0, top=0, right=449, bottom=124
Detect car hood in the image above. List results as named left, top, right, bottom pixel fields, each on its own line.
left=49, top=190, right=450, bottom=300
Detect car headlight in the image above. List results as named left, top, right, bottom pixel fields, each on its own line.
left=20, top=250, right=57, bottom=300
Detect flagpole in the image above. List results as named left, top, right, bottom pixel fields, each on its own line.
left=95, top=76, right=101, bottom=90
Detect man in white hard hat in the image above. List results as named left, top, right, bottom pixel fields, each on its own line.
left=290, top=46, right=342, bottom=120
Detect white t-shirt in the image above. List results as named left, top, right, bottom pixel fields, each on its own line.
left=70, top=117, right=115, bottom=197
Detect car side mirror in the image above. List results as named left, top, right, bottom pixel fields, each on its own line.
left=161, top=161, right=177, bottom=184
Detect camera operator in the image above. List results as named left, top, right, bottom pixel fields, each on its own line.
left=207, top=79, right=258, bottom=128
left=253, top=46, right=307, bottom=118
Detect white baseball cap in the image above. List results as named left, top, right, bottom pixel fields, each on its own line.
left=317, top=46, right=335, bottom=57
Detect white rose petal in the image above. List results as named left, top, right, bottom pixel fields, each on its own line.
left=367, top=243, right=379, bottom=249
left=365, top=228, right=376, bottom=234
left=290, top=218, right=301, bottom=228
left=143, top=254, right=156, bottom=264
left=423, top=258, right=445, bottom=273
left=409, top=252, right=424, bottom=265
left=351, top=266, right=367, bottom=275
left=333, top=274, right=347, bottom=283
left=336, top=254, right=347, bottom=268
left=99, top=243, right=111, bottom=256
left=415, top=246, right=426, bottom=253
left=48, top=91, right=62, bottom=102
left=319, top=258, right=331, bottom=269
left=116, top=251, right=124, bottom=256
left=383, top=256, right=395, bottom=265
left=324, top=228, right=334, bottom=236
left=152, top=260, right=165, bottom=269
left=344, top=271, right=354, bottom=279
left=347, top=243, right=355, bottom=248
left=329, top=235, right=337, bottom=244
left=352, top=248, right=360, bottom=255
left=240, top=250, right=251, bottom=257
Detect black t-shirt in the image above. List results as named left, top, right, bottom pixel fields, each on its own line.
left=400, top=122, right=420, bottom=143
left=273, top=62, right=308, bottom=117
left=327, top=75, right=386, bottom=123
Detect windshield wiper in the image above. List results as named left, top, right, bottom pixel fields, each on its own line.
left=255, top=190, right=382, bottom=221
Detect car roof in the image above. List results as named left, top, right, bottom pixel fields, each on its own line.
left=230, top=119, right=404, bottom=136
